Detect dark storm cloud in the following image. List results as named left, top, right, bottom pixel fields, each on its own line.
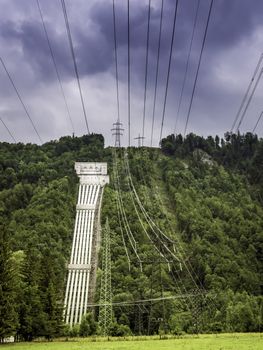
left=0, top=0, right=262, bottom=144
left=0, top=1, right=253, bottom=82
left=0, top=4, right=114, bottom=83
left=1, top=0, right=263, bottom=82
left=0, top=19, right=60, bottom=81
left=209, top=0, right=263, bottom=48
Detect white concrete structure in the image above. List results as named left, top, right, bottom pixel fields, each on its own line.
left=64, top=162, right=109, bottom=325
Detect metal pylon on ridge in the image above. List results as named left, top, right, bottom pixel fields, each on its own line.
left=111, top=121, right=124, bottom=147
left=134, top=134, right=145, bottom=147
left=98, top=218, right=113, bottom=336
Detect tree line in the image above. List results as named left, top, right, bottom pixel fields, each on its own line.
left=0, top=132, right=262, bottom=340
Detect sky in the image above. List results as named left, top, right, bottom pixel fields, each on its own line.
left=0, top=0, right=262, bottom=146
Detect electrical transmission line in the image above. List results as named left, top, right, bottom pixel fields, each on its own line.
left=142, top=0, right=152, bottom=146
left=253, top=111, right=263, bottom=133
left=174, top=0, right=200, bottom=135
left=60, top=0, right=90, bottom=134
left=119, top=152, right=194, bottom=319
left=159, top=0, right=179, bottom=144
left=231, top=53, right=263, bottom=133
left=0, top=117, right=16, bottom=143
left=113, top=150, right=142, bottom=271
left=0, top=57, right=43, bottom=143
left=183, top=0, right=214, bottom=137
left=150, top=0, right=164, bottom=147
left=112, top=149, right=131, bottom=270
left=88, top=292, right=207, bottom=308
left=112, top=0, right=124, bottom=147
left=124, top=152, right=181, bottom=263
left=127, top=0, right=131, bottom=146
left=112, top=0, right=120, bottom=124
left=36, top=0, right=75, bottom=134
left=123, top=156, right=171, bottom=266
left=122, top=151, right=209, bottom=323
left=236, top=68, right=263, bottom=132
left=134, top=158, right=213, bottom=304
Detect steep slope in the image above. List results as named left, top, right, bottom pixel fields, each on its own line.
left=0, top=133, right=262, bottom=339
left=101, top=146, right=262, bottom=334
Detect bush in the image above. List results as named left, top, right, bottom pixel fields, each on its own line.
left=109, top=322, right=132, bottom=337
left=79, top=313, right=97, bottom=337
left=69, top=324, right=79, bottom=337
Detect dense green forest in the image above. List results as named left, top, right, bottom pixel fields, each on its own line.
left=0, top=132, right=262, bottom=340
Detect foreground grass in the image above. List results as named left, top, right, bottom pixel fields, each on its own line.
left=1, top=333, right=262, bottom=350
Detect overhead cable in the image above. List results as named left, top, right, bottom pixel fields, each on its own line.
left=142, top=0, right=152, bottom=145
left=127, top=0, right=131, bottom=146
left=117, top=153, right=199, bottom=313
left=174, top=0, right=200, bottom=135
left=60, top=0, right=90, bottom=134
left=183, top=0, right=214, bottom=137
left=236, top=68, right=263, bottom=132
left=0, top=57, right=43, bottom=143
left=86, top=292, right=207, bottom=308
left=150, top=0, right=164, bottom=147
left=124, top=155, right=171, bottom=267
left=0, top=117, right=17, bottom=143
left=159, top=0, right=179, bottom=143
left=231, top=53, right=263, bottom=133
left=36, top=0, right=75, bottom=134
left=112, top=0, right=120, bottom=123
left=114, top=150, right=142, bottom=270
left=112, top=150, right=131, bottom=270
left=252, top=111, right=263, bottom=133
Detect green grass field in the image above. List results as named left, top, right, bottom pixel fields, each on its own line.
left=1, top=334, right=262, bottom=350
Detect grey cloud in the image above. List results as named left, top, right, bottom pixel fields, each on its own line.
left=0, top=0, right=263, bottom=145
left=209, top=0, right=263, bottom=49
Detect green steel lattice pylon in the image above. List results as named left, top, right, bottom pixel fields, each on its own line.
left=98, top=218, right=113, bottom=336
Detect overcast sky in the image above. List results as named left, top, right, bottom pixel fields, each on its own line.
left=0, top=0, right=262, bottom=146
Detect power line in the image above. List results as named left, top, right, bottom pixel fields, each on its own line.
left=86, top=292, right=208, bottom=308
left=150, top=0, right=164, bottom=147
left=159, top=0, right=179, bottom=144
left=112, top=151, right=131, bottom=270
left=253, top=111, right=263, bottom=133
left=127, top=0, right=131, bottom=146
left=113, top=150, right=142, bottom=270
left=0, top=57, right=43, bottom=143
left=142, top=0, right=152, bottom=146
left=60, top=0, right=90, bottom=134
left=36, top=0, right=75, bottom=134
left=231, top=53, right=263, bottom=133
left=124, top=152, right=181, bottom=263
left=112, top=0, right=120, bottom=123
left=183, top=0, right=214, bottom=137
left=236, top=68, right=263, bottom=132
left=0, top=116, right=16, bottom=143
left=174, top=0, right=200, bottom=135
left=123, top=149, right=216, bottom=318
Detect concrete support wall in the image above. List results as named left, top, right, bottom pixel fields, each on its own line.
left=64, top=162, right=109, bottom=326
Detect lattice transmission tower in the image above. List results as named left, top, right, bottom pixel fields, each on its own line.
left=134, top=134, right=145, bottom=147
left=98, top=218, right=113, bottom=336
left=111, top=121, right=124, bottom=147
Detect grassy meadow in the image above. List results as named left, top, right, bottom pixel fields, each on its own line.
left=1, top=333, right=262, bottom=350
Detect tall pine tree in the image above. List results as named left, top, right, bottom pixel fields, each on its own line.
left=0, top=223, right=18, bottom=341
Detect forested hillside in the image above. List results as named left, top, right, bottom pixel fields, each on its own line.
left=0, top=132, right=262, bottom=340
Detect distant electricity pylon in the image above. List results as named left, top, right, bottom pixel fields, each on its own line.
left=111, top=121, right=124, bottom=147
left=98, top=218, right=113, bottom=336
left=134, top=134, right=145, bottom=147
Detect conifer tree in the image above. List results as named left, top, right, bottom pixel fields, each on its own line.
left=0, top=224, right=18, bottom=341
